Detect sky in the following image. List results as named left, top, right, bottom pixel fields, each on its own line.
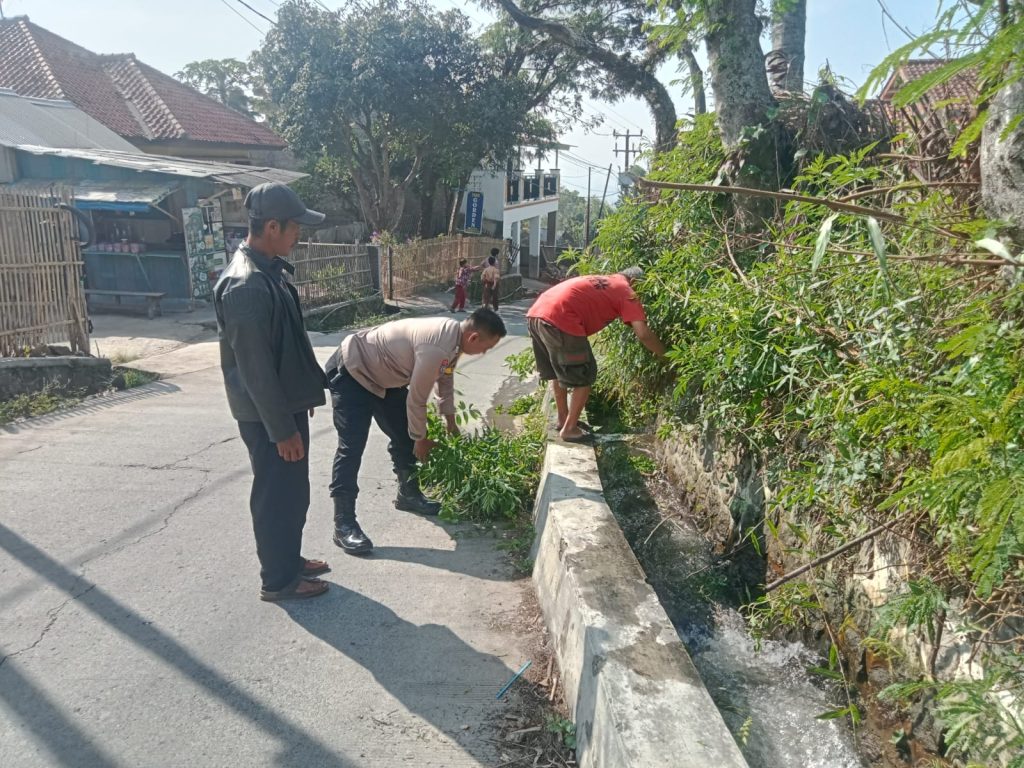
left=2, top=0, right=943, bottom=198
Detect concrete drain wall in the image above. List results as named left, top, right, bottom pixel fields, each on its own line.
left=530, top=440, right=749, bottom=768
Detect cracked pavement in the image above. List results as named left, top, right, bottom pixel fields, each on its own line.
left=1, top=301, right=537, bottom=767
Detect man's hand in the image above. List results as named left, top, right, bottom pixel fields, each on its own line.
left=445, top=414, right=460, bottom=436
left=277, top=432, right=306, bottom=462
left=630, top=320, right=668, bottom=358
left=414, top=438, right=436, bottom=462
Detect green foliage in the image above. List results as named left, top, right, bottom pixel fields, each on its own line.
left=581, top=105, right=1024, bottom=761
left=558, top=188, right=615, bottom=248
left=872, top=578, right=949, bottom=647
left=0, top=387, right=81, bottom=425
left=419, top=408, right=545, bottom=522
left=175, top=58, right=256, bottom=117
left=253, top=0, right=552, bottom=234
left=113, top=367, right=159, bottom=390
left=881, top=659, right=1024, bottom=768
left=505, top=393, right=540, bottom=416
left=505, top=348, right=538, bottom=380
left=544, top=714, right=577, bottom=750
left=859, top=0, right=1024, bottom=158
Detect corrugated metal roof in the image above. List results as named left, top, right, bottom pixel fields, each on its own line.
left=0, top=88, right=137, bottom=150
left=11, top=144, right=307, bottom=187
left=4, top=177, right=177, bottom=206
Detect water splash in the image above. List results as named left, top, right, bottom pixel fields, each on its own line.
left=682, top=606, right=865, bottom=768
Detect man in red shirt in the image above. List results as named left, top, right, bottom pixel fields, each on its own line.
left=526, top=267, right=666, bottom=442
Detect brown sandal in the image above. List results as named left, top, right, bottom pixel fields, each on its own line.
left=301, top=558, right=330, bottom=576
left=260, top=576, right=329, bottom=602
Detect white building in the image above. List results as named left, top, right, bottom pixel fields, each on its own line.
left=458, top=146, right=567, bottom=276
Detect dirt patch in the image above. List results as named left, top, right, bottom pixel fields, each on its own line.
left=489, top=586, right=578, bottom=767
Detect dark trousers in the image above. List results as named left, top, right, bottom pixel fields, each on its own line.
left=237, top=412, right=310, bottom=591
left=451, top=284, right=467, bottom=311
left=328, top=369, right=416, bottom=500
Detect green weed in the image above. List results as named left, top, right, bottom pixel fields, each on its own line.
left=0, top=388, right=81, bottom=424
left=420, top=407, right=545, bottom=523
left=544, top=715, right=577, bottom=750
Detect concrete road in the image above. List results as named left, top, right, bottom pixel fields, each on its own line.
left=0, top=302, right=536, bottom=767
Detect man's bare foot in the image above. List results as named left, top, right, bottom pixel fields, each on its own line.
left=559, top=426, right=588, bottom=441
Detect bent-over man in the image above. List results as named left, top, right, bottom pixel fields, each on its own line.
left=325, top=308, right=507, bottom=554
left=526, top=267, right=666, bottom=442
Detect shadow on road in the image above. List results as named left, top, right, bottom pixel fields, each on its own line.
left=0, top=523, right=356, bottom=768
left=0, top=381, right=181, bottom=435
left=282, top=584, right=511, bottom=765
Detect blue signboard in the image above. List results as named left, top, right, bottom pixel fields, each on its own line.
left=464, top=191, right=484, bottom=233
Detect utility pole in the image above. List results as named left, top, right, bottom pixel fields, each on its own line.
left=596, top=164, right=613, bottom=221
left=584, top=167, right=592, bottom=247
left=614, top=130, right=644, bottom=170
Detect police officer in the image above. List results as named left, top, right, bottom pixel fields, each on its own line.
left=325, top=309, right=506, bottom=554
left=214, top=182, right=329, bottom=601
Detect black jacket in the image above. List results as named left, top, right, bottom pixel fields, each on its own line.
left=214, top=244, right=326, bottom=441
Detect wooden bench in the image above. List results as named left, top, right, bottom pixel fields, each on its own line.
left=85, top=289, right=166, bottom=319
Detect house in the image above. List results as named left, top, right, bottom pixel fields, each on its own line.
left=459, top=144, right=566, bottom=277
left=0, top=16, right=289, bottom=166
left=0, top=90, right=304, bottom=308
left=878, top=59, right=979, bottom=144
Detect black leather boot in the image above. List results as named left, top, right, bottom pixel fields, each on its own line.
left=394, top=469, right=442, bottom=515
left=332, top=496, right=373, bottom=554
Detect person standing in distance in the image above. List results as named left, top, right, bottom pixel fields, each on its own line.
left=481, top=252, right=501, bottom=313
left=214, top=182, right=330, bottom=601
left=526, top=267, right=666, bottom=442
left=325, top=309, right=507, bottom=554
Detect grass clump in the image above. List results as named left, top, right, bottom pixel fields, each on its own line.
left=0, top=387, right=82, bottom=425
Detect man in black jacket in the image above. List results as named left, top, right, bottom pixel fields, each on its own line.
left=214, top=182, right=329, bottom=602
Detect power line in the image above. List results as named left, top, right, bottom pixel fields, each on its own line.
left=231, top=0, right=276, bottom=25
left=582, top=98, right=645, bottom=133
left=218, top=0, right=268, bottom=33
left=561, top=150, right=609, bottom=172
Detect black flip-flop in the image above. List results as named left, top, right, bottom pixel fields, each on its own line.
left=560, top=432, right=594, bottom=444
left=260, top=577, right=329, bottom=602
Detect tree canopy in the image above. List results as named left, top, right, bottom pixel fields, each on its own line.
left=251, top=0, right=554, bottom=235
left=175, top=58, right=256, bottom=116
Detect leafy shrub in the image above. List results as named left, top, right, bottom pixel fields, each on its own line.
left=577, top=110, right=1024, bottom=759
left=419, top=408, right=545, bottom=522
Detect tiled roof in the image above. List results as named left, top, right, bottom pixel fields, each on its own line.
left=0, top=17, right=285, bottom=149
left=878, top=59, right=979, bottom=103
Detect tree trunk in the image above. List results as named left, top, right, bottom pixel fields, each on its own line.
left=981, top=77, right=1024, bottom=245
left=770, top=0, right=807, bottom=95
left=681, top=42, right=707, bottom=116
left=705, top=0, right=783, bottom=227
left=705, top=0, right=776, bottom=148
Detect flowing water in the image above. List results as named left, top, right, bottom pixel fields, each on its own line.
left=596, top=437, right=866, bottom=768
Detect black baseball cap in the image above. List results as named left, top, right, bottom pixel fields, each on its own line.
left=244, top=182, right=325, bottom=226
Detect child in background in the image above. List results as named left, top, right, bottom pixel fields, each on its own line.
left=481, top=251, right=501, bottom=313
left=450, top=258, right=482, bottom=313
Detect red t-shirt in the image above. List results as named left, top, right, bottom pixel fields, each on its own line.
left=527, top=274, right=646, bottom=336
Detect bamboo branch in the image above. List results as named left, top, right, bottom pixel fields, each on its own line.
left=838, top=180, right=980, bottom=202
left=765, top=519, right=897, bottom=592
left=637, top=178, right=969, bottom=237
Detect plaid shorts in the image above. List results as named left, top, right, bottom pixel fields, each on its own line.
left=527, top=317, right=597, bottom=388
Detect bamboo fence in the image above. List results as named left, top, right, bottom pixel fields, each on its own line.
left=0, top=189, right=89, bottom=357
left=382, top=235, right=505, bottom=300
left=289, top=242, right=375, bottom=309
